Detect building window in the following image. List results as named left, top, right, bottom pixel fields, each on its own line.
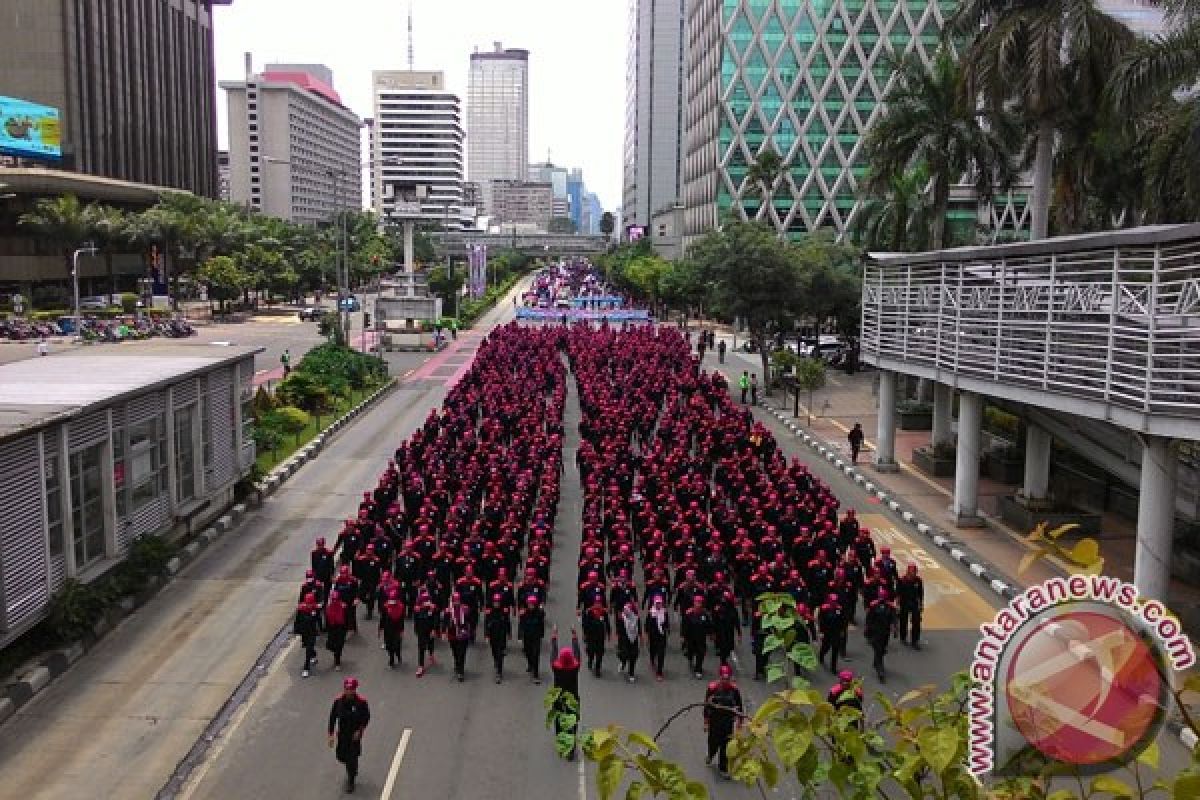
left=125, top=414, right=167, bottom=511
left=69, top=442, right=106, bottom=569
left=200, top=380, right=213, bottom=479
left=45, top=443, right=64, bottom=558
left=175, top=404, right=197, bottom=504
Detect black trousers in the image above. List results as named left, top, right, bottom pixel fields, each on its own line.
left=899, top=606, right=921, bottom=644
left=416, top=632, right=435, bottom=667
left=451, top=638, right=469, bottom=676
left=686, top=636, right=706, bottom=673
left=870, top=635, right=888, bottom=674
left=335, top=736, right=360, bottom=780
left=301, top=635, right=317, bottom=671
left=819, top=632, right=841, bottom=671
left=524, top=636, right=542, bottom=677
left=490, top=636, right=507, bottom=675
left=585, top=636, right=605, bottom=670
left=648, top=634, right=667, bottom=675
left=707, top=725, right=734, bottom=772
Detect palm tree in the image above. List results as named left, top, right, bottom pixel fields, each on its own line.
left=863, top=48, right=1019, bottom=250
left=19, top=194, right=93, bottom=250
left=88, top=206, right=130, bottom=298
left=951, top=0, right=1135, bottom=239
left=1110, top=1, right=1200, bottom=221
left=744, top=149, right=787, bottom=225
left=854, top=165, right=936, bottom=252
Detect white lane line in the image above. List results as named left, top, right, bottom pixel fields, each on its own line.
left=380, top=727, right=413, bottom=800
left=577, top=754, right=587, bottom=800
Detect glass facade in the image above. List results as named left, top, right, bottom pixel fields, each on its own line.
left=69, top=442, right=106, bottom=569
left=690, top=0, right=957, bottom=238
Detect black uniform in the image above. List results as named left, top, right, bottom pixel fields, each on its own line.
left=681, top=605, right=713, bottom=677
left=645, top=606, right=670, bottom=677
left=896, top=572, right=925, bottom=647
left=328, top=691, right=371, bottom=791
left=704, top=678, right=744, bottom=774
left=294, top=604, right=323, bottom=674
left=484, top=604, right=512, bottom=681
left=863, top=600, right=897, bottom=680
left=518, top=603, right=546, bottom=681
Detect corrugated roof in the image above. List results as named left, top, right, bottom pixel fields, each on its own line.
left=0, top=344, right=261, bottom=440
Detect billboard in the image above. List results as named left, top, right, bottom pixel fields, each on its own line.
left=626, top=225, right=646, bottom=242
left=0, top=96, right=61, bottom=161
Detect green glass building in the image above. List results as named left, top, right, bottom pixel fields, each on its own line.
left=682, top=0, right=960, bottom=244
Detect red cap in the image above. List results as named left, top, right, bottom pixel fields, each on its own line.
left=719, top=664, right=733, bottom=678
left=343, top=677, right=359, bottom=690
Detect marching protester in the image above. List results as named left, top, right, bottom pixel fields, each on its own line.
left=616, top=601, right=642, bottom=683
left=518, top=595, right=547, bottom=684
left=327, top=677, right=370, bottom=793
left=325, top=590, right=349, bottom=671
left=378, top=588, right=406, bottom=668
left=550, top=627, right=583, bottom=760
left=484, top=593, right=512, bottom=683
left=897, top=564, right=925, bottom=649
left=645, top=596, right=670, bottom=681
left=294, top=592, right=323, bottom=678
left=703, top=664, right=744, bottom=779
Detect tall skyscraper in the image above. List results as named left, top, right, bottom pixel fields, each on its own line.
left=528, top=161, right=571, bottom=218
left=623, top=0, right=687, bottom=230
left=370, top=70, right=471, bottom=230
left=682, top=0, right=955, bottom=243
left=467, top=43, right=530, bottom=218
left=0, top=0, right=229, bottom=196
left=222, top=57, right=362, bottom=223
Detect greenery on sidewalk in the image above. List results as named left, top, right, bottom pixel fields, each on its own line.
left=251, top=343, right=389, bottom=473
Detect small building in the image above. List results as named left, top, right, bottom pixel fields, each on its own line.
left=0, top=344, right=261, bottom=645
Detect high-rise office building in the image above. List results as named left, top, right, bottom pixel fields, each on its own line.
left=467, top=43, right=530, bottom=218
left=0, top=0, right=229, bottom=196
left=370, top=70, right=471, bottom=230
left=222, top=57, right=362, bottom=223
left=528, top=161, right=570, bottom=218
left=492, top=180, right=554, bottom=230
left=623, top=0, right=687, bottom=230
left=682, top=0, right=955, bottom=243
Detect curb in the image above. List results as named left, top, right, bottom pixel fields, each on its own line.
left=1, top=377, right=398, bottom=727
left=757, top=403, right=1200, bottom=752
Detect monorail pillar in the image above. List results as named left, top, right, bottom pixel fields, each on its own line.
left=1135, top=436, right=1176, bottom=602
left=953, top=391, right=984, bottom=526
left=875, top=370, right=898, bottom=472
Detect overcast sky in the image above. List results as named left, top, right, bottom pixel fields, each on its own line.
left=213, top=0, right=626, bottom=211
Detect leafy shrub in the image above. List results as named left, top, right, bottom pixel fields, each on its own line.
left=252, top=423, right=284, bottom=453
left=275, top=371, right=334, bottom=412
left=46, top=579, right=112, bottom=642
left=265, top=405, right=310, bottom=435
left=252, top=386, right=276, bottom=418
left=295, top=343, right=384, bottom=391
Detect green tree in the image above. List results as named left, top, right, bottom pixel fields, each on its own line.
left=547, top=216, right=578, bottom=234
left=854, top=165, right=935, bottom=252
left=743, top=148, right=787, bottom=225
left=863, top=48, right=1018, bottom=250
left=623, top=254, right=673, bottom=313
left=1109, top=1, right=1200, bottom=221
left=197, top=255, right=250, bottom=312
left=793, top=233, right=863, bottom=338
left=426, top=264, right=465, bottom=313
left=952, top=0, right=1135, bottom=239
left=793, top=357, right=827, bottom=426
left=687, top=220, right=803, bottom=391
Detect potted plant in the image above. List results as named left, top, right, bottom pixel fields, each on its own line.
left=999, top=491, right=1103, bottom=536
left=896, top=400, right=933, bottom=431
left=984, top=444, right=1024, bottom=484
left=913, top=441, right=956, bottom=477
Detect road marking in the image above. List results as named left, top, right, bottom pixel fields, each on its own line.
left=577, top=754, right=587, bottom=800
left=380, top=728, right=413, bottom=800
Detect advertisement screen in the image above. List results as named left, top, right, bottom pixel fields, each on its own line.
left=626, top=225, right=645, bottom=242
left=0, top=96, right=61, bottom=160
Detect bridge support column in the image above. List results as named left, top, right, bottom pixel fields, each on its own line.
left=1023, top=424, right=1052, bottom=500
left=953, top=391, right=985, bottom=526
left=931, top=383, right=954, bottom=448
left=1135, top=436, right=1176, bottom=602
left=875, top=370, right=899, bottom=472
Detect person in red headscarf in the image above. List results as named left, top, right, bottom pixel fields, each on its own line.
left=325, top=590, right=349, bottom=671
left=294, top=592, right=322, bottom=677
left=378, top=589, right=406, bottom=668
left=550, top=626, right=582, bottom=760
left=704, top=663, right=744, bottom=778
left=328, top=677, right=370, bottom=793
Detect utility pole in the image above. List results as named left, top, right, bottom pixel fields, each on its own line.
left=329, top=168, right=351, bottom=345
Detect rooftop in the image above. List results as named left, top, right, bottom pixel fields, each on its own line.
left=0, top=344, right=262, bottom=440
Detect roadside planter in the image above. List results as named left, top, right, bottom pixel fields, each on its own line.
left=913, top=444, right=955, bottom=477
left=896, top=402, right=933, bottom=431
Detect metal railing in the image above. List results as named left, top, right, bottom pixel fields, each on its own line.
left=861, top=225, right=1200, bottom=421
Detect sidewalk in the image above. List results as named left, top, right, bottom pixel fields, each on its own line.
left=710, top=334, right=1200, bottom=633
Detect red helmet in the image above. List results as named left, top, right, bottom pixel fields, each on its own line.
left=838, top=670, right=854, bottom=684
left=343, top=677, right=359, bottom=690
left=719, top=664, right=733, bottom=679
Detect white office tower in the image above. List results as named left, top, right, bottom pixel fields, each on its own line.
left=467, top=43, right=530, bottom=218
left=370, top=70, right=471, bottom=229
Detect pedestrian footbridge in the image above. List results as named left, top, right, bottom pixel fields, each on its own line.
left=860, top=225, right=1200, bottom=603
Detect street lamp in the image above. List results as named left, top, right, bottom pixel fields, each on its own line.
left=72, top=243, right=98, bottom=341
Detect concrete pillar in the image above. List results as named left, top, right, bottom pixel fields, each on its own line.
left=1135, top=436, right=1177, bottom=602
left=931, top=382, right=954, bottom=448
left=875, top=370, right=898, bottom=472
left=916, top=378, right=933, bottom=403
left=953, top=391, right=984, bottom=525
left=1023, top=424, right=1052, bottom=501
left=402, top=220, right=415, bottom=296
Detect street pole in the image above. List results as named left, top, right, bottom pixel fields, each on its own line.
left=72, top=244, right=98, bottom=341
left=444, top=203, right=455, bottom=319
left=329, top=168, right=350, bottom=346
